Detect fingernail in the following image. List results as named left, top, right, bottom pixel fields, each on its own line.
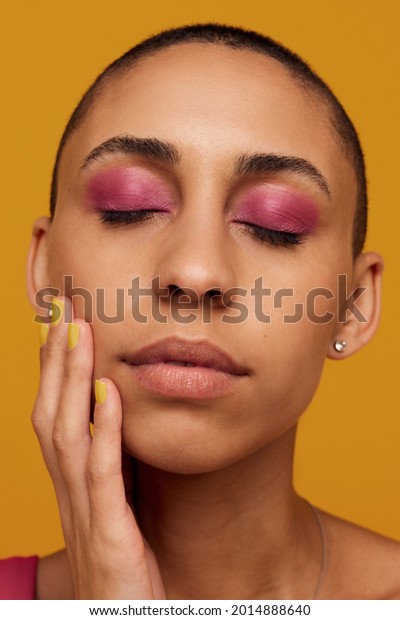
left=68, top=322, right=80, bottom=350
left=39, top=321, right=49, bottom=346
left=51, top=297, right=64, bottom=327
left=95, top=380, right=107, bottom=405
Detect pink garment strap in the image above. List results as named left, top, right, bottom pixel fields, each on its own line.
left=0, top=556, right=39, bottom=600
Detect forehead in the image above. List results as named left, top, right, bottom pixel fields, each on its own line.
left=60, top=43, right=356, bottom=208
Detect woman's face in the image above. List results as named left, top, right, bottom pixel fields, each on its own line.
left=46, top=43, right=357, bottom=473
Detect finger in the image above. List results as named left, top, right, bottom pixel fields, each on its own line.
left=87, top=379, right=142, bottom=545
left=53, top=318, right=94, bottom=514
left=121, top=450, right=135, bottom=508
left=34, top=296, right=74, bottom=429
left=32, top=296, right=74, bottom=508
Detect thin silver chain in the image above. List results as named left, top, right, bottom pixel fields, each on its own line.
left=308, top=502, right=327, bottom=600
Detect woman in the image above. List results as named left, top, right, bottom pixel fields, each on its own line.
left=2, top=23, right=400, bottom=600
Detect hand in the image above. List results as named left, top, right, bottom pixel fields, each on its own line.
left=32, top=297, right=166, bottom=599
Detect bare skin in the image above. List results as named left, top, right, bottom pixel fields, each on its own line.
left=27, top=43, right=400, bottom=599
left=36, top=518, right=400, bottom=600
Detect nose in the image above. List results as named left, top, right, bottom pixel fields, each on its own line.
left=152, top=204, right=238, bottom=315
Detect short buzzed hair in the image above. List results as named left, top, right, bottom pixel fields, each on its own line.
left=50, top=23, right=367, bottom=256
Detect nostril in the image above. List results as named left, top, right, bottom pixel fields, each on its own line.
left=167, top=284, right=222, bottom=301
left=168, top=284, right=183, bottom=296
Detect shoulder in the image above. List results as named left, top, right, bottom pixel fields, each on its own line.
left=318, top=509, right=400, bottom=599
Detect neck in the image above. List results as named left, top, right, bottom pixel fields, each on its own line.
left=133, top=426, right=322, bottom=599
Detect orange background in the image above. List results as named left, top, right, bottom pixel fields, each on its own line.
left=1, top=0, right=399, bottom=557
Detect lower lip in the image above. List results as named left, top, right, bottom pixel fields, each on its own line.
left=126, top=362, right=244, bottom=399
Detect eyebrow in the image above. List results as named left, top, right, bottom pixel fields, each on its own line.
left=80, top=135, right=181, bottom=169
left=81, top=134, right=330, bottom=197
left=234, top=153, right=330, bottom=197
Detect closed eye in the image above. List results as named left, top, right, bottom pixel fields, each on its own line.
left=240, top=222, right=304, bottom=248
left=97, top=209, right=163, bottom=226
left=97, top=210, right=304, bottom=248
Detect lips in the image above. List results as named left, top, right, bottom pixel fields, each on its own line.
left=123, top=336, right=249, bottom=376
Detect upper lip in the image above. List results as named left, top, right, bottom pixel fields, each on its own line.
left=124, top=336, right=249, bottom=376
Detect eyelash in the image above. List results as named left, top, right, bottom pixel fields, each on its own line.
left=97, top=209, right=160, bottom=225
left=241, top=223, right=303, bottom=248
left=98, top=210, right=303, bottom=248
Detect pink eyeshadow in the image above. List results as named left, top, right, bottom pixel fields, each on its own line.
left=234, top=185, right=319, bottom=234
left=86, top=166, right=173, bottom=211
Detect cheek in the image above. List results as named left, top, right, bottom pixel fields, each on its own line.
left=272, top=286, right=338, bottom=325
left=48, top=222, right=98, bottom=285
left=48, top=225, right=140, bottom=318
left=243, top=283, right=337, bottom=428
left=241, top=260, right=340, bottom=327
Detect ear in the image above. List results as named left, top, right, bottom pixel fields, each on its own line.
left=26, top=216, right=53, bottom=316
left=327, top=251, right=384, bottom=360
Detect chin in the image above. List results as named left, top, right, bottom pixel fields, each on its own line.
left=120, top=423, right=258, bottom=475
left=118, top=392, right=301, bottom=475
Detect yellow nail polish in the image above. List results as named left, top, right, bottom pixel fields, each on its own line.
left=95, top=380, right=107, bottom=405
left=51, top=297, right=64, bottom=327
left=68, top=322, right=80, bottom=350
left=39, top=322, right=49, bottom=346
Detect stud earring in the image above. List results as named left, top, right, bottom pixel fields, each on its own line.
left=333, top=339, right=347, bottom=353
left=48, top=307, right=54, bottom=318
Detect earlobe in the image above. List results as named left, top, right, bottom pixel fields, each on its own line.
left=327, top=251, right=384, bottom=360
left=26, top=216, right=52, bottom=312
